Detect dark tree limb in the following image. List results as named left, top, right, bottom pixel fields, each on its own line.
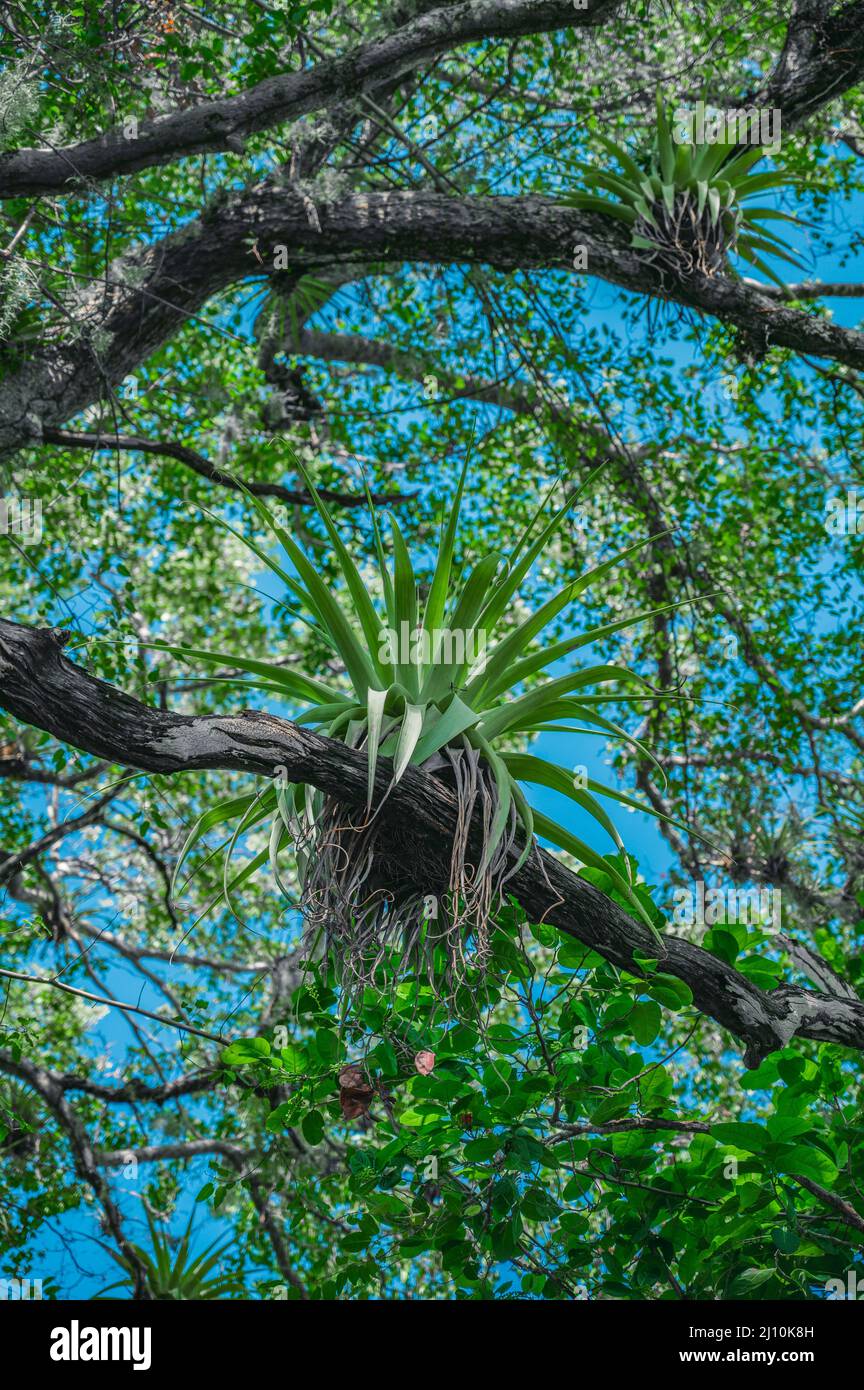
left=755, top=0, right=864, bottom=129
left=2, top=0, right=860, bottom=200
left=96, top=1139, right=247, bottom=1166
left=6, top=188, right=864, bottom=458
left=777, top=933, right=861, bottom=1000
left=2, top=616, right=864, bottom=1068
left=791, top=1174, right=864, bottom=1237
left=0, top=1049, right=155, bottom=1297
left=54, top=1068, right=219, bottom=1104
left=0, top=0, right=625, bottom=199
left=39, top=428, right=411, bottom=507
left=2, top=1, right=863, bottom=458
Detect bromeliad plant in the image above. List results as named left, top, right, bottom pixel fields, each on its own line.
left=566, top=93, right=804, bottom=285
left=94, top=1211, right=240, bottom=1300
left=159, top=465, right=683, bottom=1012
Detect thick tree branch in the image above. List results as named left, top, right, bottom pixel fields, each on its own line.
left=0, top=0, right=624, bottom=199
left=55, top=1068, right=218, bottom=1104
left=755, top=0, right=864, bottom=129
left=39, top=428, right=411, bottom=507
left=2, top=0, right=860, bottom=200
left=96, top=1138, right=246, bottom=1166
left=2, top=616, right=864, bottom=1068
left=777, top=932, right=860, bottom=1000
left=6, top=188, right=864, bottom=458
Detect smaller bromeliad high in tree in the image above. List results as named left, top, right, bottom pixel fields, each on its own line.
left=566, top=91, right=804, bottom=285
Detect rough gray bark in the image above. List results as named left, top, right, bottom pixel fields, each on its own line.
left=4, top=188, right=864, bottom=458
left=0, top=0, right=625, bottom=198
left=754, top=0, right=864, bottom=126
left=1, top=616, right=863, bottom=1067
left=2, top=0, right=859, bottom=199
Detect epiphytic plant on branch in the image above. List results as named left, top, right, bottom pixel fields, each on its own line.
left=94, top=1211, right=241, bottom=1301
left=157, top=465, right=687, bottom=1013
left=566, top=93, right=804, bottom=284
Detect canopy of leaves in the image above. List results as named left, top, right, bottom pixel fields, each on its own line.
left=0, top=0, right=863, bottom=1302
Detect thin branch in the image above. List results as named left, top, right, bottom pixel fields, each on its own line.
left=0, top=791, right=115, bottom=886
left=742, top=279, right=864, bottom=300
left=0, top=1049, right=155, bottom=1297
left=40, top=428, right=410, bottom=508
left=793, top=1175, right=864, bottom=1237
left=0, top=0, right=626, bottom=198
left=0, top=965, right=226, bottom=1044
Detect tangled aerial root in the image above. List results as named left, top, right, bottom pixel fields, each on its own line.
left=297, top=739, right=522, bottom=1016
left=635, top=196, right=734, bottom=280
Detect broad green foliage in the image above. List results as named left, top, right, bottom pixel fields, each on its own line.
left=211, top=892, right=861, bottom=1301
left=566, top=93, right=804, bottom=283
